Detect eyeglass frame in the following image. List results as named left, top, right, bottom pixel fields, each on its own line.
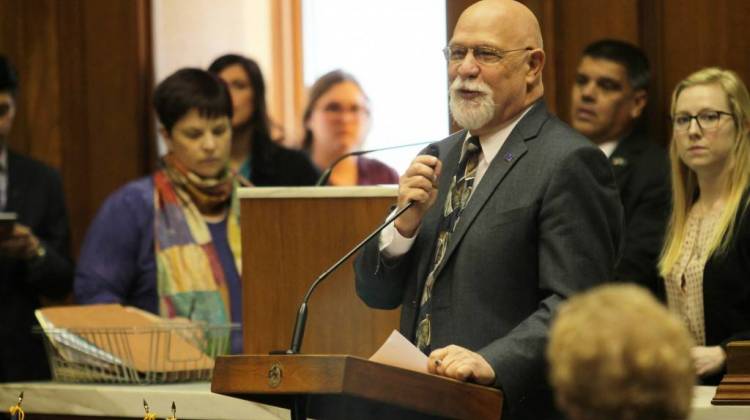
left=317, top=101, right=370, bottom=117
left=671, top=110, right=735, bottom=132
left=442, top=45, right=533, bottom=66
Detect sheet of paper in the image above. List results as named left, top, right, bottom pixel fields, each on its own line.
left=369, top=329, right=429, bottom=373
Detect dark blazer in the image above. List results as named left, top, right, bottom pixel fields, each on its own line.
left=250, top=140, right=320, bottom=186
left=609, top=132, right=671, bottom=298
left=355, top=102, right=623, bottom=420
left=0, top=150, right=73, bottom=381
left=702, top=193, right=750, bottom=384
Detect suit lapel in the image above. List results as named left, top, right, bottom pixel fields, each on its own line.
left=433, top=102, right=547, bottom=278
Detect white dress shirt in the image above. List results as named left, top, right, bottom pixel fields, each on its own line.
left=598, top=140, right=619, bottom=158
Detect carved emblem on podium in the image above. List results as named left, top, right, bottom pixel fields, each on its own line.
left=268, top=362, right=283, bottom=388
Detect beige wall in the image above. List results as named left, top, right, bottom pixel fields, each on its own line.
left=151, top=0, right=278, bottom=124
left=152, top=0, right=274, bottom=77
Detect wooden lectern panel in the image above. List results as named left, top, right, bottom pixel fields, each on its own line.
left=713, top=341, right=750, bottom=405
left=239, top=187, right=401, bottom=357
left=212, top=355, right=504, bottom=420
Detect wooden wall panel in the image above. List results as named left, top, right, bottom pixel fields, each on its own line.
left=650, top=0, right=750, bottom=143
left=78, top=0, right=154, bottom=220
left=0, top=0, right=153, bottom=257
left=0, top=0, right=63, bottom=166
left=56, top=0, right=93, bottom=257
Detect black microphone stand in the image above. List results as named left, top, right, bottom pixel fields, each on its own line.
left=315, top=141, right=432, bottom=185
left=287, top=203, right=415, bottom=354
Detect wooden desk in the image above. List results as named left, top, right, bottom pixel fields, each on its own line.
left=0, top=383, right=747, bottom=419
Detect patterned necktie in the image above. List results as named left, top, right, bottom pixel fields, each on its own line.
left=416, top=136, right=482, bottom=352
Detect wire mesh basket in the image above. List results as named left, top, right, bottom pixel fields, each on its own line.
left=36, top=323, right=238, bottom=384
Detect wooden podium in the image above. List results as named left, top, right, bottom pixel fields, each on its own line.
left=230, top=187, right=503, bottom=419
left=211, top=354, right=504, bottom=420
left=237, top=186, right=401, bottom=357
left=713, top=340, right=750, bottom=405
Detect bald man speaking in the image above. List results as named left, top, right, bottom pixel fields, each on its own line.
left=355, top=1, right=622, bottom=419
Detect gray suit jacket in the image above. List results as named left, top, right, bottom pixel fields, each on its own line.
left=354, top=101, right=623, bottom=420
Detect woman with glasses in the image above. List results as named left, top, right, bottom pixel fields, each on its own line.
left=208, top=54, right=319, bottom=186
left=658, top=67, right=750, bottom=384
left=302, top=70, right=399, bottom=185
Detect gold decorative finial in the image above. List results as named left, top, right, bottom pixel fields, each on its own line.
left=9, top=391, right=25, bottom=420
left=143, top=398, right=157, bottom=420
left=166, top=401, right=176, bottom=420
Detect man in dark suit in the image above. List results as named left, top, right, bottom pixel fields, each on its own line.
left=570, top=39, right=670, bottom=298
left=354, top=1, right=622, bottom=419
left=0, top=55, right=73, bottom=381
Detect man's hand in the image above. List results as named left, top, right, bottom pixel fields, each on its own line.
left=428, top=344, right=495, bottom=385
left=394, top=154, right=442, bottom=238
left=692, top=345, right=726, bottom=377
left=0, top=223, right=42, bottom=260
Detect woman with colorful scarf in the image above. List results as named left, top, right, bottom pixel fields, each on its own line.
left=75, top=68, right=244, bottom=353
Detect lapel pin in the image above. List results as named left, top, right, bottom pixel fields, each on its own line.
left=611, top=157, right=627, bottom=167
left=504, top=152, right=513, bottom=162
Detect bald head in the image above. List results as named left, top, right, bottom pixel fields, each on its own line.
left=457, top=0, right=543, bottom=50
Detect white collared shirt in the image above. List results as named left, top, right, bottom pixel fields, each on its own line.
left=598, top=140, right=619, bottom=158
left=379, top=105, right=534, bottom=257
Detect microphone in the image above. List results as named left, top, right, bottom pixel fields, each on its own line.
left=315, top=141, right=433, bottom=186
left=288, top=143, right=440, bottom=354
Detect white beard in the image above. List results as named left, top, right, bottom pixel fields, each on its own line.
left=449, top=77, right=495, bottom=130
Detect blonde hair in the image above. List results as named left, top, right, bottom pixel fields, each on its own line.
left=548, top=284, right=695, bottom=420
left=659, top=67, right=750, bottom=277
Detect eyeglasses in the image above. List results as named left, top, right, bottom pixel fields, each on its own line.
left=320, top=102, right=369, bottom=116
left=672, top=110, right=734, bottom=131
left=442, top=45, right=532, bottom=65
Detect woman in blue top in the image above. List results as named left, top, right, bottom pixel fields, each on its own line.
left=75, top=68, right=244, bottom=353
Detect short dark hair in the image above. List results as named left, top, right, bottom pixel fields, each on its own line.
left=153, top=68, right=232, bottom=133
left=302, top=69, right=367, bottom=150
left=0, top=55, right=19, bottom=97
left=583, top=39, right=650, bottom=91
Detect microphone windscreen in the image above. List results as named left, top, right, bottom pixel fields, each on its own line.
left=420, top=143, right=440, bottom=159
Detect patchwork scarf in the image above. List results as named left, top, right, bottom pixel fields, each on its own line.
left=153, top=154, right=242, bottom=326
